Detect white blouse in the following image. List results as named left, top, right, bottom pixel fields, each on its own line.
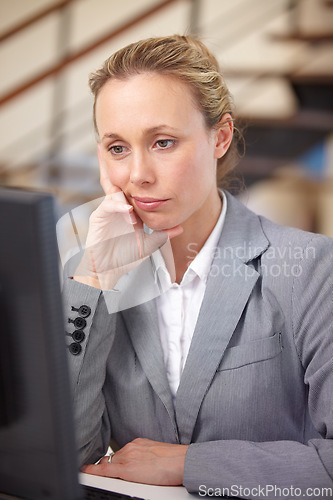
left=152, top=191, right=227, bottom=401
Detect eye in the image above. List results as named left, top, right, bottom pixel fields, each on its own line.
left=109, top=145, right=126, bottom=155
left=154, top=139, right=175, bottom=149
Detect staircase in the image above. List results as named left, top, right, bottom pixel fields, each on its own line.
left=0, top=0, right=332, bottom=212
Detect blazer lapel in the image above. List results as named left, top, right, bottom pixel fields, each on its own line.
left=121, top=298, right=178, bottom=440
left=175, top=192, right=269, bottom=444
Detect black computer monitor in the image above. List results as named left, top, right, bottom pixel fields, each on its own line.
left=0, top=187, right=81, bottom=500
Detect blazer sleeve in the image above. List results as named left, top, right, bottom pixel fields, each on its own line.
left=183, top=234, right=333, bottom=498
left=63, top=276, right=119, bottom=466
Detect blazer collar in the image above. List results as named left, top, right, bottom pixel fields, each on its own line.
left=220, top=190, right=269, bottom=263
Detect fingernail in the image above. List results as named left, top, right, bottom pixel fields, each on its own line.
left=129, top=212, right=137, bottom=224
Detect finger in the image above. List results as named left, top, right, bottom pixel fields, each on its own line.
left=81, top=463, right=114, bottom=476
left=104, top=230, right=168, bottom=264
left=97, top=143, right=113, bottom=195
left=86, top=201, right=136, bottom=249
left=103, top=189, right=138, bottom=226
left=98, top=455, right=112, bottom=465
left=138, top=230, right=169, bottom=259
left=110, top=191, right=137, bottom=225
left=92, top=199, right=135, bottom=221
left=109, top=190, right=127, bottom=203
left=81, top=462, right=124, bottom=479
left=83, top=230, right=168, bottom=272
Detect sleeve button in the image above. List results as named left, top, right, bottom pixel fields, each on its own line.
left=79, top=305, right=91, bottom=317
left=72, top=330, right=85, bottom=343
left=68, top=317, right=87, bottom=329
left=71, top=305, right=91, bottom=318
left=69, top=343, right=82, bottom=355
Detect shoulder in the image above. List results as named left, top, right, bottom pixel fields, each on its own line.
left=255, top=216, right=332, bottom=315
left=258, top=214, right=333, bottom=262
left=224, top=191, right=333, bottom=264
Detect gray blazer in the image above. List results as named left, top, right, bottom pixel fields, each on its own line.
left=64, top=191, right=333, bottom=497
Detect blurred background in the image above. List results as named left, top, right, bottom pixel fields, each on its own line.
left=0, top=0, right=332, bottom=235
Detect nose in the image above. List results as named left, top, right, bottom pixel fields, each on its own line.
left=129, top=151, right=155, bottom=186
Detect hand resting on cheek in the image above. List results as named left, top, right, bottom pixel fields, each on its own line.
left=73, top=187, right=182, bottom=290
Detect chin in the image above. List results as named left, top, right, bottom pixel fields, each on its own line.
left=144, top=221, right=171, bottom=232
left=140, top=213, right=178, bottom=232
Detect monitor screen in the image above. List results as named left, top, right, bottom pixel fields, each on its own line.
left=0, top=187, right=81, bottom=500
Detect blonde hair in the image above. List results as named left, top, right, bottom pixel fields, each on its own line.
left=89, top=35, right=240, bottom=188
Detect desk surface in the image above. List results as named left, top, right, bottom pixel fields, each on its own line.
left=80, top=472, right=198, bottom=499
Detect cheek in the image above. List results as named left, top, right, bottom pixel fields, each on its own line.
left=174, top=150, right=214, bottom=191
left=107, top=166, right=129, bottom=188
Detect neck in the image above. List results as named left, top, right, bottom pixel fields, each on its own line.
left=171, top=189, right=222, bottom=284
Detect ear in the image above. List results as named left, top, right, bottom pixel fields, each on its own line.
left=213, top=113, right=234, bottom=159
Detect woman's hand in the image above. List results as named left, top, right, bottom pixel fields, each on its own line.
left=74, top=146, right=182, bottom=289
left=81, top=438, right=189, bottom=486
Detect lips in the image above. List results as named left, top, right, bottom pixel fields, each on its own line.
left=132, top=196, right=170, bottom=211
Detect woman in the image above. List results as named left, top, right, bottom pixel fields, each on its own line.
left=63, top=35, right=333, bottom=497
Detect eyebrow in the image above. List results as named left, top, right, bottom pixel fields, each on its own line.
left=101, top=125, right=179, bottom=141
left=101, top=133, right=122, bottom=141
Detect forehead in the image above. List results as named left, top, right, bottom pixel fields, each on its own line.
left=95, top=72, right=203, bottom=132
left=97, top=72, right=193, bottom=100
